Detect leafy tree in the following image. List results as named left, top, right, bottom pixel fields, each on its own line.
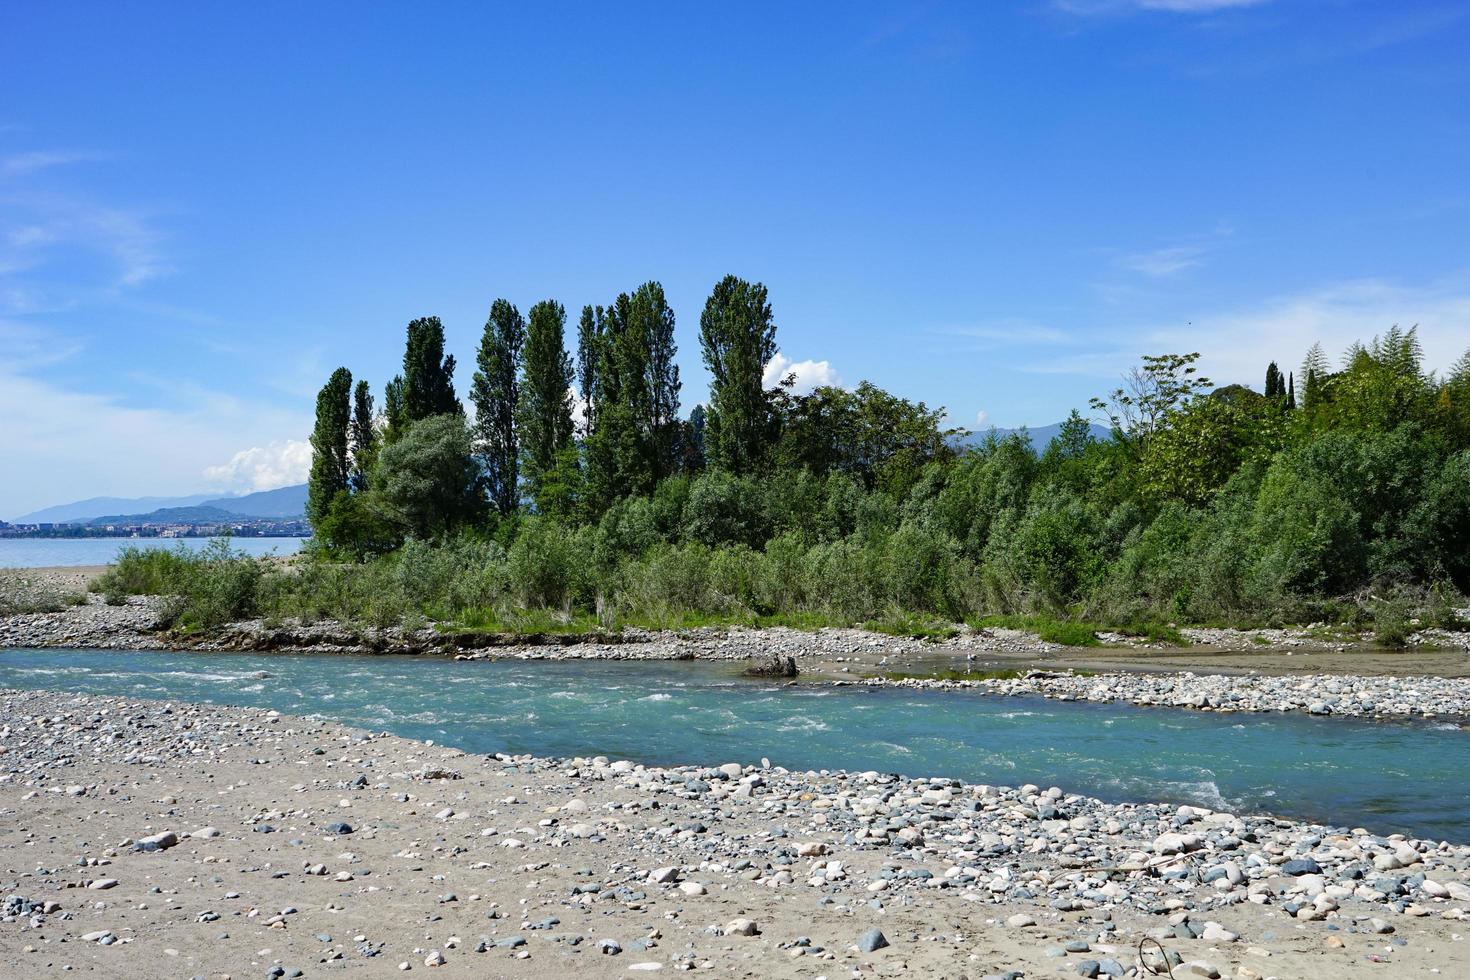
left=401, top=316, right=461, bottom=423
left=1089, top=352, right=1211, bottom=450
left=472, top=299, right=525, bottom=515
left=700, top=275, right=778, bottom=474
left=371, top=414, right=485, bottom=541
left=1265, top=361, right=1284, bottom=402
left=307, top=367, right=353, bottom=527
left=1139, top=396, right=1246, bottom=505
left=350, top=379, right=377, bottom=492
left=518, top=300, right=574, bottom=510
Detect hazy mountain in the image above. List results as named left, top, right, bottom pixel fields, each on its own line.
left=81, top=505, right=245, bottom=527
left=200, top=484, right=308, bottom=519
left=955, top=420, right=1110, bottom=450
left=12, top=484, right=308, bottom=525
left=14, top=494, right=216, bottom=524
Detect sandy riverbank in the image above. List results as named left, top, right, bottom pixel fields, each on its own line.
left=2, top=689, right=1468, bottom=980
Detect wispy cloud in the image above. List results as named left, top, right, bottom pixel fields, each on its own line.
left=0, top=339, right=311, bottom=518
left=1056, top=0, right=1270, bottom=13
left=1024, top=275, right=1470, bottom=386
left=1117, top=244, right=1207, bottom=277
left=0, top=150, right=98, bottom=178
left=934, top=321, right=1072, bottom=345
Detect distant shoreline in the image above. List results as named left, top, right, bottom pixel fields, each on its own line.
left=0, top=530, right=310, bottom=540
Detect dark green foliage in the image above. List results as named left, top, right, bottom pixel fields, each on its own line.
left=518, top=300, right=574, bottom=511
left=262, top=295, right=1470, bottom=641
left=350, top=380, right=377, bottom=492
left=383, top=375, right=406, bottom=440
left=472, top=299, right=525, bottom=515
left=700, top=275, right=777, bottom=474
left=401, top=316, right=461, bottom=424
left=307, top=367, right=353, bottom=526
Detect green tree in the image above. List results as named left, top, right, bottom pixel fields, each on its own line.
left=383, top=375, right=406, bottom=441
left=372, top=414, right=485, bottom=540
left=699, top=275, right=778, bottom=474
left=307, top=367, right=354, bottom=526
left=401, top=316, right=461, bottom=423
left=1089, top=352, right=1211, bottom=450
left=1264, top=361, right=1285, bottom=402
left=472, top=299, right=525, bottom=515
left=350, top=379, right=377, bottom=492
left=518, top=299, right=574, bottom=509
left=576, top=304, right=605, bottom=435
left=634, top=281, right=681, bottom=479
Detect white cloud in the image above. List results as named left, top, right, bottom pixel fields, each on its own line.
left=0, top=327, right=311, bottom=518
left=1118, top=245, right=1207, bottom=277
left=936, top=321, right=1071, bottom=345
left=203, top=440, right=313, bottom=494
left=975, top=409, right=990, bottom=428
left=763, top=353, right=841, bottom=396
left=1025, top=276, right=1470, bottom=386
left=0, top=150, right=95, bottom=178
left=1057, top=0, right=1268, bottom=13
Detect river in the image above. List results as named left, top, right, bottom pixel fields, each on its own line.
left=1, top=647, right=1465, bottom=841
left=0, top=536, right=309, bottom=568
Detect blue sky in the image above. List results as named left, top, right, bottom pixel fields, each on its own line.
left=2, top=0, right=1468, bottom=517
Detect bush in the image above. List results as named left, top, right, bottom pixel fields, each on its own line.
left=98, top=539, right=263, bottom=630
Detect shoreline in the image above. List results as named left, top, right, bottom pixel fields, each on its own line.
left=3, top=566, right=1470, bottom=720
left=2, top=688, right=1468, bottom=979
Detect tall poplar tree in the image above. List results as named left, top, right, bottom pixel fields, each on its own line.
left=383, top=375, right=406, bottom=441
left=307, top=367, right=354, bottom=526
left=699, top=275, right=778, bottom=474
left=633, top=281, right=681, bottom=480
left=471, top=299, right=525, bottom=515
left=402, top=316, right=461, bottom=422
left=576, top=304, right=605, bottom=436
left=349, top=379, right=377, bottom=492
left=517, top=300, right=574, bottom=508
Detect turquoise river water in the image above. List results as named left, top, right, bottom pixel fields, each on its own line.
left=1, top=648, right=1466, bottom=841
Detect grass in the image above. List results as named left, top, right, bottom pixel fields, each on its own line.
left=970, top=614, right=1101, bottom=647
left=860, top=612, right=961, bottom=641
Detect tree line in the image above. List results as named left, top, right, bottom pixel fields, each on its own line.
left=285, top=294, right=1470, bottom=635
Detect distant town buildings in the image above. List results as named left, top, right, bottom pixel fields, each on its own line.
left=0, top=518, right=310, bottom=539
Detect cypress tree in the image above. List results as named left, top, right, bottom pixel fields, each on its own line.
left=307, top=367, right=353, bottom=526
left=471, top=299, right=526, bottom=515
left=1287, top=372, right=1296, bottom=410
left=401, top=316, right=461, bottom=422
left=699, top=275, right=778, bottom=474
left=1264, top=362, right=1283, bottom=401
left=518, top=300, right=574, bottom=507
left=350, top=379, right=377, bottom=492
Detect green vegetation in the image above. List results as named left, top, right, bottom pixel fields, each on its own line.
left=104, top=282, right=1470, bottom=645
left=97, top=539, right=261, bottom=631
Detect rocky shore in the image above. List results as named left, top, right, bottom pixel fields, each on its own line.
left=3, top=689, right=1469, bottom=979
left=863, top=670, right=1470, bottom=721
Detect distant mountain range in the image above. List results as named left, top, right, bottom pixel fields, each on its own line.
left=13, top=484, right=308, bottom=525
left=955, top=420, right=1110, bottom=449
